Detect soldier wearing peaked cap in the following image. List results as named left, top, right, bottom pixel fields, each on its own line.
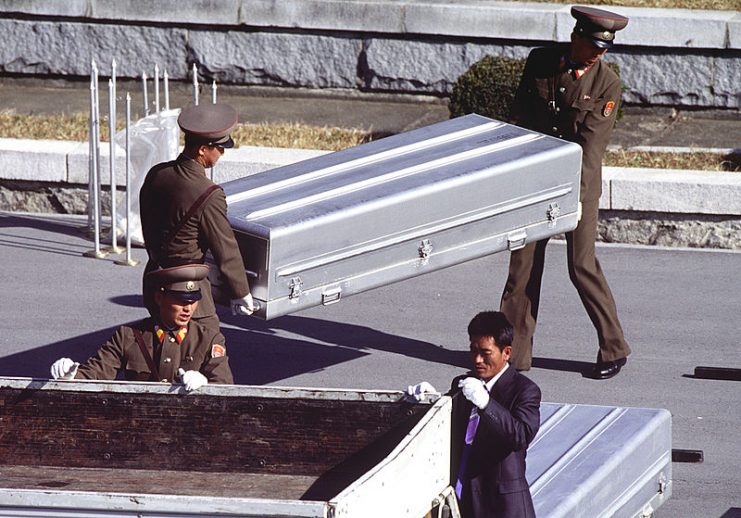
left=140, top=103, right=255, bottom=341
left=500, top=6, right=632, bottom=380
left=50, top=264, right=234, bottom=390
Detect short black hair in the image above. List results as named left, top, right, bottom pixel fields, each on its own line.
left=467, top=311, right=514, bottom=351
left=184, top=133, right=210, bottom=150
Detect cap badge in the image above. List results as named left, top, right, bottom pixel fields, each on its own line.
left=186, top=281, right=196, bottom=291
left=603, top=101, right=616, bottom=117
left=602, top=31, right=611, bottom=39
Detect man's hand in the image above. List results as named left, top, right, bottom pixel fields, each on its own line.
left=458, top=377, right=489, bottom=410
left=178, top=368, right=208, bottom=392
left=50, top=358, right=79, bottom=380
left=404, top=381, right=440, bottom=402
left=231, top=293, right=255, bottom=316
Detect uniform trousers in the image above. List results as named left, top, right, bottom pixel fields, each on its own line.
left=500, top=198, right=631, bottom=370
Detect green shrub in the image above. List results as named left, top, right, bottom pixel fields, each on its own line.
left=449, top=55, right=625, bottom=122
left=449, top=56, right=525, bottom=123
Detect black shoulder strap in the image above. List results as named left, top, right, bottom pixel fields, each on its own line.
left=159, top=184, right=221, bottom=259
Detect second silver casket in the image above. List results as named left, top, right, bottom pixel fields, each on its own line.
left=211, top=113, right=582, bottom=319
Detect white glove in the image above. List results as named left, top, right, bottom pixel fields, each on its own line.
left=50, top=358, right=79, bottom=380
left=458, top=377, right=490, bottom=410
left=231, top=293, right=255, bottom=316
left=405, top=381, right=440, bottom=402
left=178, top=368, right=208, bottom=392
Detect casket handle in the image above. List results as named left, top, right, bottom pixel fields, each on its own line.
left=322, top=287, right=342, bottom=306
left=507, top=230, right=528, bottom=251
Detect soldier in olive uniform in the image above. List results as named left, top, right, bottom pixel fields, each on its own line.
left=500, top=6, right=631, bottom=379
left=140, top=103, right=254, bottom=337
left=50, top=265, right=233, bottom=390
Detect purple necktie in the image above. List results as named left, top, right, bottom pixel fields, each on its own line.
left=455, top=408, right=480, bottom=498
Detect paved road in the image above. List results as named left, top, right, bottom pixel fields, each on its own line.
left=1, top=211, right=739, bottom=517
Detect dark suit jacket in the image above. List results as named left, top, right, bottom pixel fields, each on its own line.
left=449, top=366, right=541, bottom=518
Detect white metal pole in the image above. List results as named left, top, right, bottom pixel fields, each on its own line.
left=87, top=61, right=95, bottom=229
left=192, top=63, right=199, bottom=106
left=91, top=79, right=100, bottom=252
left=210, top=81, right=217, bottom=180
left=110, top=60, right=120, bottom=251
left=142, top=72, right=149, bottom=116
left=116, top=93, right=139, bottom=267
left=108, top=77, right=121, bottom=253
left=125, top=93, right=132, bottom=262
left=164, top=69, right=170, bottom=111
left=154, top=64, right=160, bottom=113
left=83, top=76, right=105, bottom=259
left=93, top=61, right=103, bottom=243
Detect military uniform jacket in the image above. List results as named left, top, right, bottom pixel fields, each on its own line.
left=140, top=154, right=250, bottom=317
left=512, top=46, right=621, bottom=202
left=449, top=368, right=541, bottom=518
left=75, top=317, right=234, bottom=384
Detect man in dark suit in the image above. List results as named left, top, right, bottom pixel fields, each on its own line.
left=500, top=6, right=632, bottom=379
left=407, top=311, right=541, bottom=517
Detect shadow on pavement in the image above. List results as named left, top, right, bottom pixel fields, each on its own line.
left=0, top=306, right=466, bottom=385
left=0, top=212, right=93, bottom=257
left=532, top=357, right=593, bottom=375
left=110, top=294, right=144, bottom=308
left=3, top=292, right=583, bottom=384
left=218, top=308, right=470, bottom=384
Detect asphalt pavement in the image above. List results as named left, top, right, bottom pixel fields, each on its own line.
left=1, top=77, right=740, bottom=517
left=1, top=212, right=739, bottom=517
left=1, top=77, right=740, bottom=150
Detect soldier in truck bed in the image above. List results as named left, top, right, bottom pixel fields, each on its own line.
left=500, top=6, right=632, bottom=380
left=50, top=265, right=233, bottom=391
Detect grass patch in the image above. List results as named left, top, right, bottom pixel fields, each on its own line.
left=0, top=111, right=737, bottom=172
left=231, top=122, right=371, bottom=151
left=605, top=149, right=740, bottom=172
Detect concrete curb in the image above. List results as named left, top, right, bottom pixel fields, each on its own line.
left=1, top=137, right=740, bottom=217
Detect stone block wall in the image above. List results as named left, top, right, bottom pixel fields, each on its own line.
left=0, top=0, right=739, bottom=108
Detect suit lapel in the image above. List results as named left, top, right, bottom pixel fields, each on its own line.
left=491, top=365, right=517, bottom=408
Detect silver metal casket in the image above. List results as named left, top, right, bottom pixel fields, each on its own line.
left=529, top=403, right=672, bottom=517
left=211, top=113, right=582, bottom=319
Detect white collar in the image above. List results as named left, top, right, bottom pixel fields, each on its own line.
left=483, top=362, right=509, bottom=392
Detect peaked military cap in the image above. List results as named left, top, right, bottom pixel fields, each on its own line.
left=178, top=103, right=238, bottom=148
left=572, top=6, right=629, bottom=49
left=147, top=264, right=209, bottom=303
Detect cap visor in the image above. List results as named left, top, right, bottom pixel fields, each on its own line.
left=592, top=38, right=613, bottom=49
left=167, top=291, right=202, bottom=304
left=210, top=136, right=234, bottom=149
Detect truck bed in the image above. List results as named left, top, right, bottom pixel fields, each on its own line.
left=0, top=378, right=451, bottom=517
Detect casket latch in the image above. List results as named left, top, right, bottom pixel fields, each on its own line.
left=547, top=203, right=561, bottom=226
left=288, top=277, right=303, bottom=301
left=418, top=239, right=433, bottom=260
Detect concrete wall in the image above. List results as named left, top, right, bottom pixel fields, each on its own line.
left=1, top=1, right=739, bottom=108
left=2, top=136, right=741, bottom=249
left=2, top=136, right=740, bottom=216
